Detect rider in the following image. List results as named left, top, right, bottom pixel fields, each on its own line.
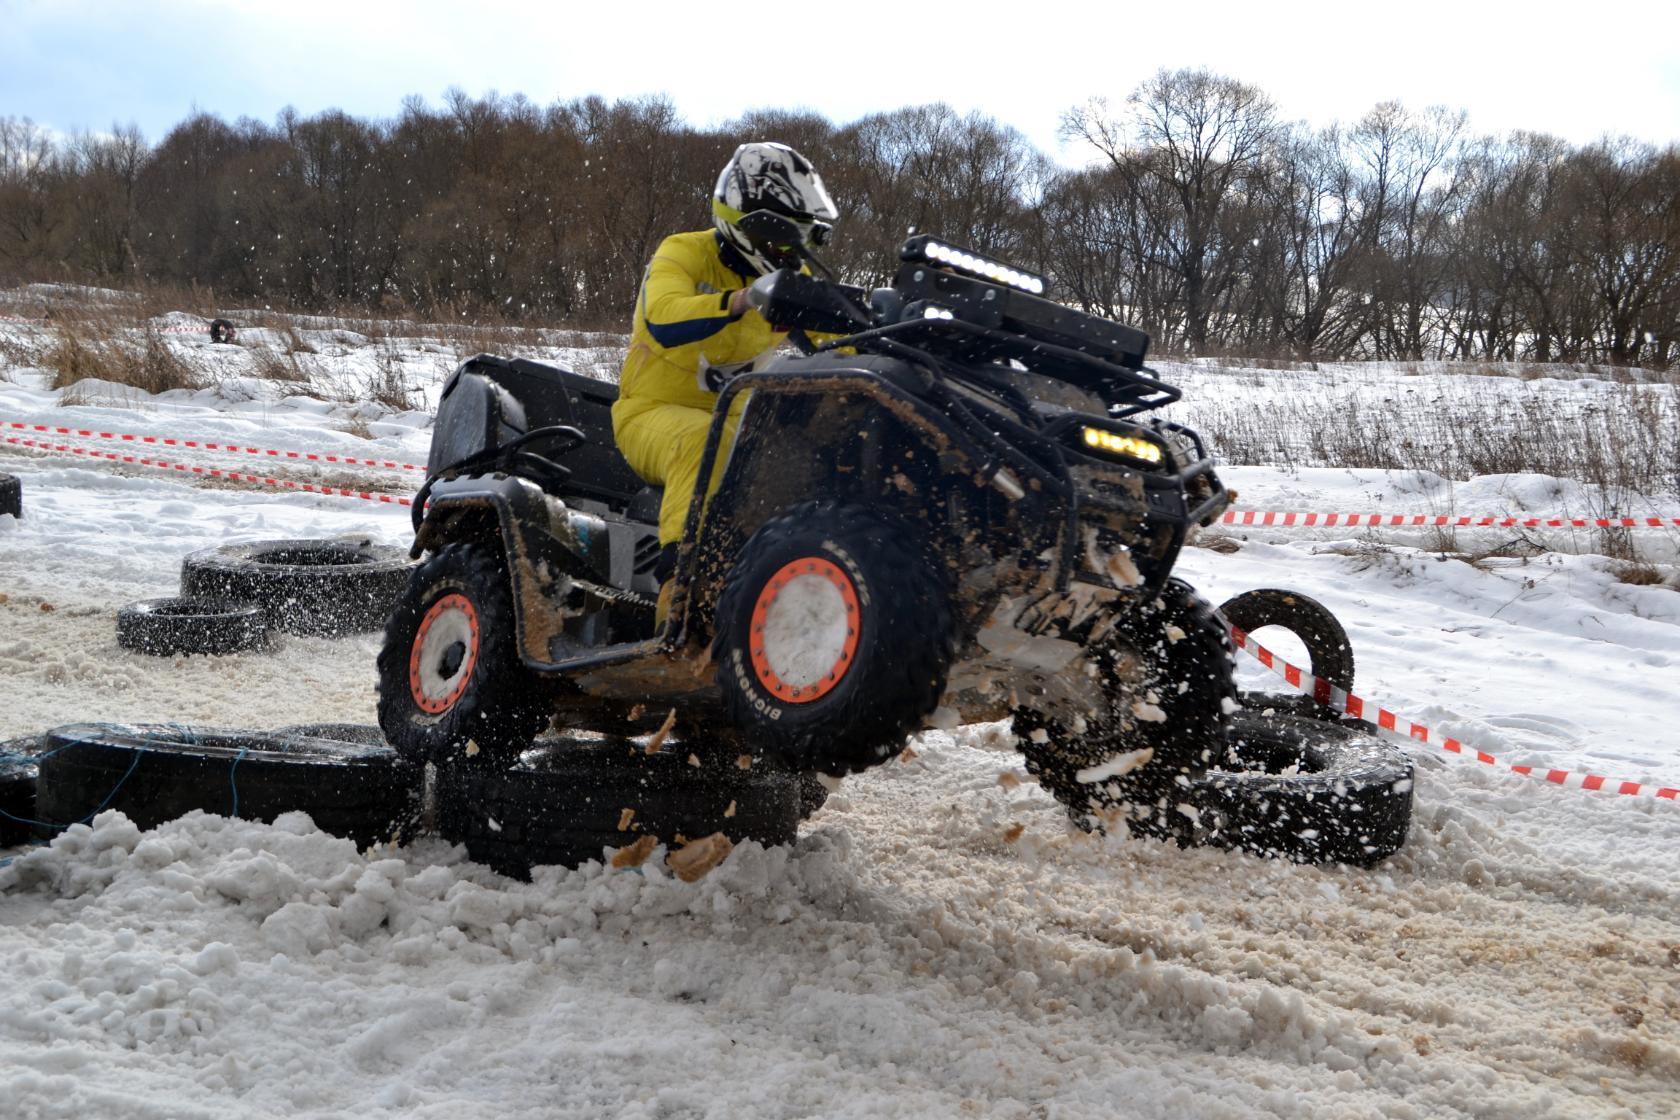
left=611, top=142, right=838, bottom=608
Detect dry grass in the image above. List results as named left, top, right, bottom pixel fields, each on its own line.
left=358, top=343, right=419, bottom=411
left=42, top=319, right=204, bottom=395
left=281, top=322, right=316, bottom=356
left=1187, top=379, right=1680, bottom=501
left=0, top=329, right=47, bottom=377
left=249, top=342, right=313, bottom=383
left=132, top=283, right=221, bottom=323
left=1614, top=562, right=1665, bottom=586
left=1193, top=354, right=1680, bottom=386
left=1437, top=534, right=1547, bottom=572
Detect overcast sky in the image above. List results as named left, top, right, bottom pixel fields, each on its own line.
left=3, top=0, right=1677, bottom=161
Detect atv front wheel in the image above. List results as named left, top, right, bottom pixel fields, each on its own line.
left=376, top=542, right=552, bottom=768
left=714, top=502, right=954, bottom=775
left=1016, top=578, right=1236, bottom=840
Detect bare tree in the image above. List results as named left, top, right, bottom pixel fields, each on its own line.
left=1350, top=102, right=1469, bottom=358
left=5, top=87, right=1675, bottom=370
left=1065, top=69, right=1281, bottom=352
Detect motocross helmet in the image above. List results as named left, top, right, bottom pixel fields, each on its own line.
left=712, top=142, right=838, bottom=276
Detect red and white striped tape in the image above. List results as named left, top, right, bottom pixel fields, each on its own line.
left=1, top=434, right=413, bottom=507
left=1221, top=510, right=1680, bottom=529
left=1, top=420, right=425, bottom=473
left=1227, top=623, right=1679, bottom=801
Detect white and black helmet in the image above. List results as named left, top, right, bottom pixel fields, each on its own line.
left=712, top=142, right=838, bottom=276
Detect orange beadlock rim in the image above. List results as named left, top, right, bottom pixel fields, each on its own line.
left=749, top=556, right=861, bottom=704
left=408, top=592, right=480, bottom=714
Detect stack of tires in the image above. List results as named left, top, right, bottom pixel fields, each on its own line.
left=1187, top=588, right=1413, bottom=867
left=116, top=538, right=417, bottom=657
left=6, top=721, right=813, bottom=879
left=26, top=725, right=422, bottom=849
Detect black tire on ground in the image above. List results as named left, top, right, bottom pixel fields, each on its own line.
left=1, top=734, right=48, bottom=846
left=713, top=501, right=955, bottom=776
left=180, top=538, right=417, bottom=637
left=209, top=318, right=237, bottom=344
left=0, top=472, right=20, bottom=520
left=1188, top=710, right=1413, bottom=866
left=435, top=734, right=801, bottom=879
left=1016, top=578, right=1236, bottom=841
left=1218, top=588, right=1355, bottom=720
left=34, top=723, right=422, bottom=847
left=116, top=596, right=270, bottom=657
left=795, top=772, right=830, bottom=819
left=666, top=722, right=830, bottom=820
left=376, top=542, right=552, bottom=769
left=273, top=723, right=387, bottom=746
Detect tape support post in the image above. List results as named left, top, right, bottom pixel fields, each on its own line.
left=1226, top=622, right=1679, bottom=802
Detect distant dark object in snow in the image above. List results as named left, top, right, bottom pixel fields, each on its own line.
left=209, top=318, right=237, bottom=344
left=1218, top=587, right=1355, bottom=720
left=116, top=596, right=270, bottom=657
left=0, top=473, right=20, bottom=520
left=435, top=734, right=801, bottom=880
left=1188, top=710, right=1413, bottom=867
left=35, top=723, right=422, bottom=847
left=181, top=538, right=417, bottom=637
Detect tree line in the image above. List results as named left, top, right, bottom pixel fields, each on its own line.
left=2, top=70, right=1676, bottom=366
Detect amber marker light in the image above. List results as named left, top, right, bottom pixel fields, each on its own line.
left=1081, top=426, right=1164, bottom=465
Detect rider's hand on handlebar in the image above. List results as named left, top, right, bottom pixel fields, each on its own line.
left=729, top=288, right=751, bottom=318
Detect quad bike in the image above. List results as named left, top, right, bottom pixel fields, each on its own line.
left=377, top=215, right=1243, bottom=840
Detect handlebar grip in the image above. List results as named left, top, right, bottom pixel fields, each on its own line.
left=746, top=271, right=783, bottom=314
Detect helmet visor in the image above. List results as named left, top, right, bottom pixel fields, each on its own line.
left=751, top=216, right=812, bottom=270
left=717, top=202, right=822, bottom=269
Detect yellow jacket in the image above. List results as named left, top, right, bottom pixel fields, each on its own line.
left=614, top=229, right=791, bottom=418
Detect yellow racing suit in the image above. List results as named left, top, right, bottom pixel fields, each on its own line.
left=612, top=229, right=794, bottom=545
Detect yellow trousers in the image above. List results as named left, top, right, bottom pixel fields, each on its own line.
left=612, top=394, right=748, bottom=545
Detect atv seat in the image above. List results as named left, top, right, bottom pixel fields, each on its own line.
left=452, top=354, right=648, bottom=512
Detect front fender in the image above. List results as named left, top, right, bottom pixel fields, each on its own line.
left=415, top=474, right=611, bottom=666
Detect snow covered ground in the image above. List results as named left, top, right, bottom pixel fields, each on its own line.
left=2, top=316, right=1678, bottom=1118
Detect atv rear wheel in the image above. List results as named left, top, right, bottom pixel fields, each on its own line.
left=714, top=502, right=954, bottom=775
left=377, top=542, right=552, bottom=768
left=1015, top=578, right=1235, bottom=840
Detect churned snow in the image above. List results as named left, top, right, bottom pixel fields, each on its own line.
left=1074, top=748, right=1154, bottom=785
left=2, top=317, right=1679, bottom=1118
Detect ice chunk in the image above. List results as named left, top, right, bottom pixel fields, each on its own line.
left=1074, top=748, right=1154, bottom=784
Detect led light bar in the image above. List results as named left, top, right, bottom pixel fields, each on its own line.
left=1081, top=426, right=1164, bottom=465
left=901, top=235, right=1047, bottom=296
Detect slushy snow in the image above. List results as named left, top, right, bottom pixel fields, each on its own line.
left=2, top=317, right=1678, bottom=1118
